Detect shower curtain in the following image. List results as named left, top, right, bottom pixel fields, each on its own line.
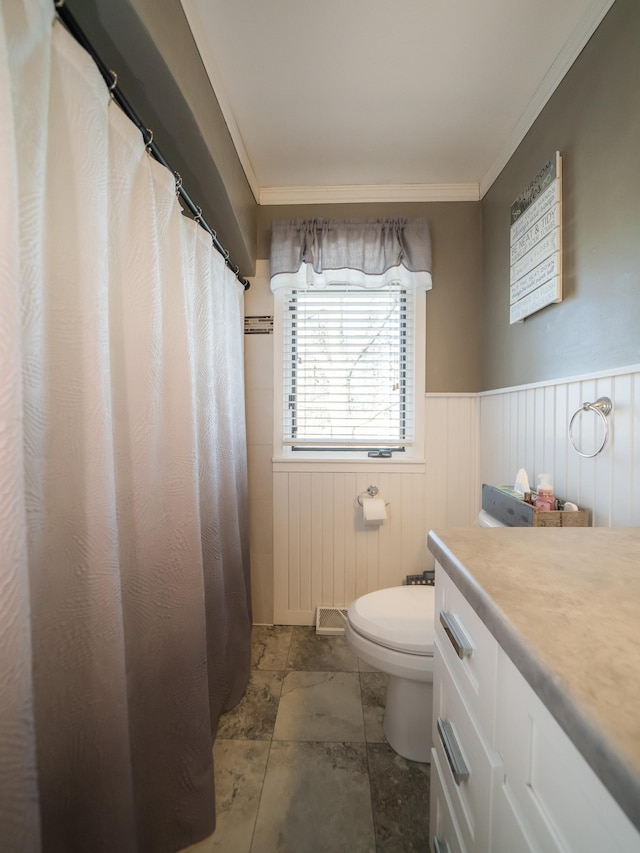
left=0, top=3, right=251, bottom=852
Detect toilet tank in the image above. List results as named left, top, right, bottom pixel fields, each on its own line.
left=477, top=509, right=507, bottom=528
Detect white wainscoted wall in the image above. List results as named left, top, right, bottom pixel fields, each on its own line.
left=479, top=365, right=640, bottom=528
left=244, top=261, right=275, bottom=625
left=424, top=394, right=480, bottom=564
left=244, top=263, right=640, bottom=624
left=272, top=463, right=428, bottom=625
left=270, top=395, right=481, bottom=624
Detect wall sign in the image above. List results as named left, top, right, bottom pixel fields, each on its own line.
left=509, top=152, right=562, bottom=323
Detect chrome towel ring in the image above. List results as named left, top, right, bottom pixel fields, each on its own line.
left=568, top=396, right=612, bottom=458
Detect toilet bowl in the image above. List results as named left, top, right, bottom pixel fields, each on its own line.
left=344, top=511, right=503, bottom=762
left=345, top=585, right=435, bottom=763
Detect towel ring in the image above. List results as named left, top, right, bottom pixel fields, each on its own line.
left=568, top=397, right=612, bottom=458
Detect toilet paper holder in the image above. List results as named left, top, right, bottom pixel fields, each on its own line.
left=356, top=485, right=390, bottom=507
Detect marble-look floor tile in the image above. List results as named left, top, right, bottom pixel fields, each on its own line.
left=273, top=671, right=365, bottom=742
left=367, top=743, right=430, bottom=852
left=286, top=626, right=359, bottom=671
left=357, top=658, right=381, bottom=673
left=180, top=740, right=270, bottom=853
left=251, top=741, right=376, bottom=852
left=360, top=671, right=388, bottom=743
left=252, top=625, right=293, bottom=670
left=216, top=671, right=284, bottom=740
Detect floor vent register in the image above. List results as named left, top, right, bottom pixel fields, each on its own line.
left=315, top=606, right=348, bottom=635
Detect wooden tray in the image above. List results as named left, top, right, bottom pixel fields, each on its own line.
left=481, top=484, right=590, bottom=528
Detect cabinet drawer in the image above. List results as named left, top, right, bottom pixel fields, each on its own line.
left=433, top=638, right=502, bottom=852
left=495, top=648, right=640, bottom=853
left=430, top=747, right=468, bottom=853
left=435, top=562, right=498, bottom=737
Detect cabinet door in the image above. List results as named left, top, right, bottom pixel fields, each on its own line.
left=495, top=648, right=640, bottom=853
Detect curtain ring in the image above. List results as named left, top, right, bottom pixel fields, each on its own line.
left=223, top=248, right=230, bottom=261
left=108, top=70, right=118, bottom=92
left=194, top=206, right=203, bottom=224
left=568, top=397, right=612, bottom=458
left=144, top=128, right=153, bottom=151
left=174, top=172, right=183, bottom=197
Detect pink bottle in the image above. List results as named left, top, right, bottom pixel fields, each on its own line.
left=534, top=473, right=555, bottom=511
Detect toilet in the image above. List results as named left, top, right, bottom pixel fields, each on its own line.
left=345, top=509, right=506, bottom=763
left=345, top=585, right=435, bottom=763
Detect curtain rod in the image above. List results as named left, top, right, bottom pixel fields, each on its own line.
left=53, top=0, right=250, bottom=290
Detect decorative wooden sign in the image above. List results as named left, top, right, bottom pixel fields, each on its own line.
left=509, top=152, right=562, bottom=323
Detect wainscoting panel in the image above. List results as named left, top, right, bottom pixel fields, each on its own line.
left=273, top=393, right=480, bottom=624
left=273, top=468, right=427, bottom=624
left=479, top=367, right=640, bottom=527
left=424, top=394, right=480, bottom=569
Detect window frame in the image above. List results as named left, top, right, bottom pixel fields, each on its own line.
left=273, top=284, right=425, bottom=463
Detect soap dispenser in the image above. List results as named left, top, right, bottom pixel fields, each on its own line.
left=534, top=473, right=555, bottom=511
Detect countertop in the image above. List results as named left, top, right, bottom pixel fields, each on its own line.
left=427, top=526, right=640, bottom=832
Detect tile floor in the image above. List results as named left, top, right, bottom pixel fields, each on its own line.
left=183, top=625, right=430, bottom=853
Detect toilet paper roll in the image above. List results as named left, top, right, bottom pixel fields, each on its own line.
left=362, top=496, right=387, bottom=524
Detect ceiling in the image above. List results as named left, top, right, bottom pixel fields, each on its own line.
left=180, top=0, right=614, bottom=205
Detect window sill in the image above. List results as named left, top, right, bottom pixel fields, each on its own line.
left=272, top=456, right=426, bottom=474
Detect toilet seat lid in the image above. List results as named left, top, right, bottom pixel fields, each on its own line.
left=347, top=586, right=435, bottom=654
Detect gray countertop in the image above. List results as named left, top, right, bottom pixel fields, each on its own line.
left=427, top=526, right=640, bottom=832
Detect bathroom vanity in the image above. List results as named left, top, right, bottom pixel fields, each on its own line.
left=427, top=526, right=640, bottom=853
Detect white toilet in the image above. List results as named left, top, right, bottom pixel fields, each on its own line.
left=345, top=585, right=435, bottom=763
left=345, top=510, right=506, bottom=764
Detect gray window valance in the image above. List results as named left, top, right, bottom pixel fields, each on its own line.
left=270, top=217, right=432, bottom=291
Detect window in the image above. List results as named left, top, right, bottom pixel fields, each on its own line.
left=281, top=283, right=416, bottom=451
left=270, top=218, right=431, bottom=459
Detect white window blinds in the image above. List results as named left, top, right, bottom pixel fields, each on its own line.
left=282, top=283, right=416, bottom=448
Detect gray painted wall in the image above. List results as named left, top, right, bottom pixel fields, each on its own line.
left=258, top=203, right=483, bottom=393
left=481, top=0, right=640, bottom=391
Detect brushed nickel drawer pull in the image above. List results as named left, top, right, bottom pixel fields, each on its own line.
left=439, top=610, right=473, bottom=659
left=434, top=838, right=451, bottom=853
left=437, top=717, right=470, bottom=785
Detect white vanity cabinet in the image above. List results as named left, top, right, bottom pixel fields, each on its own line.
left=430, top=561, right=640, bottom=853
left=431, top=561, right=501, bottom=852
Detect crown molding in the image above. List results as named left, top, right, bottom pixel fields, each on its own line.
left=259, top=183, right=480, bottom=205
left=480, top=0, right=616, bottom=197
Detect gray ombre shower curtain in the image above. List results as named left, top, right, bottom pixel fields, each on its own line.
left=0, top=3, right=251, bottom=851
